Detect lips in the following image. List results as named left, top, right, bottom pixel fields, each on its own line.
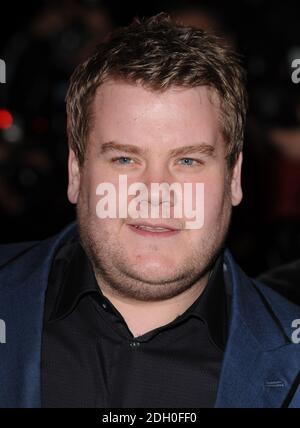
left=131, top=224, right=175, bottom=232
left=127, top=221, right=181, bottom=231
left=127, top=221, right=181, bottom=236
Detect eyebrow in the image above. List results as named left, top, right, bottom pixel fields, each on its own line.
left=169, top=144, right=215, bottom=158
left=99, top=141, right=146, bottom=156
left=99, top=141, right=215, bottom=157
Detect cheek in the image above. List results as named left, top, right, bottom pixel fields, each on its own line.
left=80, top=163, right=114, bottom=210
left=81, top=167, right=125, bottom=233
left=202, top=176, right=229, bottom=226
left=78, top=171, right=102, bottom=219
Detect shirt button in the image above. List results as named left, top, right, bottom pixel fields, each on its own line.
left=129, top=341, right=140, bottom=348
left=101, top=302, right=107, bottom=309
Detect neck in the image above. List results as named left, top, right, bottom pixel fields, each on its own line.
left=95, top=273, right=210, bottom=338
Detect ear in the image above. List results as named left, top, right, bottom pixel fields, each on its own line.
left=230, top=152, right=243, bottom=206
left=67, top=149, right=81, bottom=204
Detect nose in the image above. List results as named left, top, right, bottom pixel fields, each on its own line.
left=141, top=162, right=178, bottom=209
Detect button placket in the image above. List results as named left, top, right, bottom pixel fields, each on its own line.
left=129, top=341, right=141, bottom=349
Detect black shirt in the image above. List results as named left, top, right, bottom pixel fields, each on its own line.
left=41, top=239, right=229, bottom=408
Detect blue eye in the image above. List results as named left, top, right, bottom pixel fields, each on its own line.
left=114, top=156, right=133, bottom=165
left=179, top=158, right=198, bottom=166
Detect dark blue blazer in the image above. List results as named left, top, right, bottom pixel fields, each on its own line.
left=0, top=222, right=299, bottom=408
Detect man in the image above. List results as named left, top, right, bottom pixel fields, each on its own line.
left=0, top=13, right=299, bottom=408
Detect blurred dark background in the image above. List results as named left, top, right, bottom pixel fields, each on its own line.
left=0, top=0, right=299, bottom=276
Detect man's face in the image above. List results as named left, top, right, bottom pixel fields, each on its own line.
left=68, top=80, right=242, bottom=301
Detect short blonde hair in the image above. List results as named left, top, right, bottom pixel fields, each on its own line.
left=66, top=12, right=247, bottom=168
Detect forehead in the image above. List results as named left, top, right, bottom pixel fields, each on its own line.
left=90, top=79, right=221, bottom=147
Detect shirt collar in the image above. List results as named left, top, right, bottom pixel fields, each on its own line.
left=47, top=240, right=229, bottom=350
left=187, top=254, right=229, bottom=351
left=46, top=240, right=98, bottom=323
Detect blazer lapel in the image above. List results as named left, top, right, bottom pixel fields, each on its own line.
left=1, top=234, right=299, bottom=408
left=0, top=222, right=77, bottom=407
left=215, top=316, right=300, bottom=407
left=215, top=251, right=300, bottom=408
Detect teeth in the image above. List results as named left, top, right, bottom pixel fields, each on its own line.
left=134, top=225, right=171, bottom=232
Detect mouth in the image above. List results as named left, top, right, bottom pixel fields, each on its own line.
left=127, top=222, right=181, bottom=237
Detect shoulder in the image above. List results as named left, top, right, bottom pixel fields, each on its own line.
left=0, top=222, right=78, bottom=279
left=0, top=241, right=40, bottom=268
left=224, top=249, right=300, bottom=334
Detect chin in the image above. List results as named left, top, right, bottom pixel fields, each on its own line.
left=131, top=270, right=175, bottom=285
left=129, top=257, right=177, bottom=281
left=132, top=252, right=175, bottom=268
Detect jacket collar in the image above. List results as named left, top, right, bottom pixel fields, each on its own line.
left=0, top=221, right=78, bottom=408
left=0, top=223, right=299, bottom=407
left=215, top=250, right=300, bottom=408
